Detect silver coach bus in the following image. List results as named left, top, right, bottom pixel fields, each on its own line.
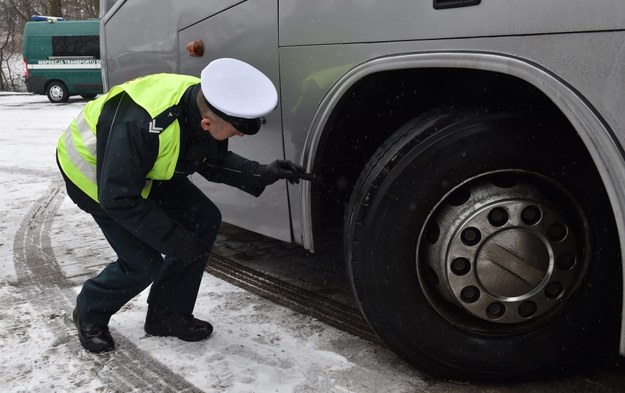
left=99, top=0, right=625, bottom=381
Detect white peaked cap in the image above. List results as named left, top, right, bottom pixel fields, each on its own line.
left=200, top=58, right=278, bottom=119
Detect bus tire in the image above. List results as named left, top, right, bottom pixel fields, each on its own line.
left=344, top=106, right=621, bottom=381
left=46, top=81, right=69, bottom=103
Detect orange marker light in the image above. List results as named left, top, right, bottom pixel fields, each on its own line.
left=186, top=40, right=204, bottom=57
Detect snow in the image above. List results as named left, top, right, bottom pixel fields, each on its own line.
left=1, top=55, right=27, bottom=92
left=0, top=93, right=426, bottom=392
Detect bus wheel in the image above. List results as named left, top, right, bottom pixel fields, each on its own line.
left=344, top=106, right=621, bottom=381
left=46, top=81, right=69, bottom=103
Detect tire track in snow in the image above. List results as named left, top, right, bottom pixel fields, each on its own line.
left=13, top=181, right=202, bottom=393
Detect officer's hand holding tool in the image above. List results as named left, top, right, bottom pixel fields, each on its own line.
left=176, top=231, right=210, bottom=265
left=260, top=159, right=306, bottom=185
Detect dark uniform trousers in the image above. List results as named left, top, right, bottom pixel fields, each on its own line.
left=65, top=174, right=221, bottom=326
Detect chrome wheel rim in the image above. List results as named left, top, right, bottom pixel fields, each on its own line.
left=49, top=85, right=64, bottom=101
left=418, top=171, right=589, bottom=332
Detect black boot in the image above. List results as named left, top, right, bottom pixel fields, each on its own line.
left=72, top=308, right=115, bottom=353
left=144, top=306, right=213, bottom=342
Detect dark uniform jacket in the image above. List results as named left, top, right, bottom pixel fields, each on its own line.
left=59, top=83, right=266, bottom=257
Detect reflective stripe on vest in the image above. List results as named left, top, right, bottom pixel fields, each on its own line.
left=57, top=74, right=200, bottom=202
left=59, top=110, right=98, bottom=199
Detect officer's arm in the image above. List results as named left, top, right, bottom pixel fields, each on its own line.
left=196, top=144, right=267, bottom=197
left=96, top=94, right=187, bottom=255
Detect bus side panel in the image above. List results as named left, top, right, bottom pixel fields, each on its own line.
left=102, top=0, right=178, bottom=85
left=102, top=0, right=291, bottom=243
left=279, top=0, right=625, bottom=46
left=177, top=0, right=291, bottom=242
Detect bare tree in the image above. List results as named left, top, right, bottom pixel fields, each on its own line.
left=65, top=0, right=99, bottom=19
left=48, top=0, right=62, bottom=16
left=0, top=0, right=28, bottom=91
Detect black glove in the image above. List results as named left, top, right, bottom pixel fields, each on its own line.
left=260, top=159, right=306, bottom=186
left=176, top=231, right=210, bottom=265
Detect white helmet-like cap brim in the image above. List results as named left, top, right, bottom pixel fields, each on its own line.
left=200, top=58, right=278, bottom=120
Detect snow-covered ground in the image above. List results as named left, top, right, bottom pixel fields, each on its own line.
left=2, top=92, right=624, bottom=393
left=0, top=93, right=427, bottom=392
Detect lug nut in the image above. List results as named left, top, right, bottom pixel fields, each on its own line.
left=461, top=227, right=481, bottom=246
left=486, top=302, right=505, bottom=319
left=518, top=301, right=537, bottom=318
left=460, top=286, right=480, bottom=303
left=488, top=207, right=509, bottom=227
left=556, top=252, right=576, bottom=270
left=547, top=223, right=567, bottom=242
left=451, top=257, right=471, bottom=276
left=521, top=206, right=542, bottom=225
left=545, top=282, right=564, bottom=299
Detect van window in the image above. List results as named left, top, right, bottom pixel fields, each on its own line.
left=52, top=36, right=99, bottom=58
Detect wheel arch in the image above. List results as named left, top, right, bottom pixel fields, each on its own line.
left=45, top=79, right=67, bottom=89
left=299, top=51, right=625, bottom=355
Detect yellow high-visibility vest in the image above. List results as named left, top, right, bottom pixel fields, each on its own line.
left=57, top=74, right=199, bottom=202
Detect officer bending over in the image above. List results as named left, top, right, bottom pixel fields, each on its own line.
left=56, top=58, right=306, bottom=353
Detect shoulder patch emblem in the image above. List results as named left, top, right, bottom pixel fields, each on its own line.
left=148, top=119, right=163, bottom=134
left=145, top=104, right=181, bottom=135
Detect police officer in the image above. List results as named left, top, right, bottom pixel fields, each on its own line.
left=56, top=58, right=307, bottom=353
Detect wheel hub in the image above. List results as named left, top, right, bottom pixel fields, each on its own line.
left=49, top=86, right=63, bottom=101
left=420, top=175, right=586, bottom=326
left=476, top=229, right=550, bottom=298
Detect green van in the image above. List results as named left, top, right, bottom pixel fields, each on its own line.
left=23, top=18, right=103, bottom=103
